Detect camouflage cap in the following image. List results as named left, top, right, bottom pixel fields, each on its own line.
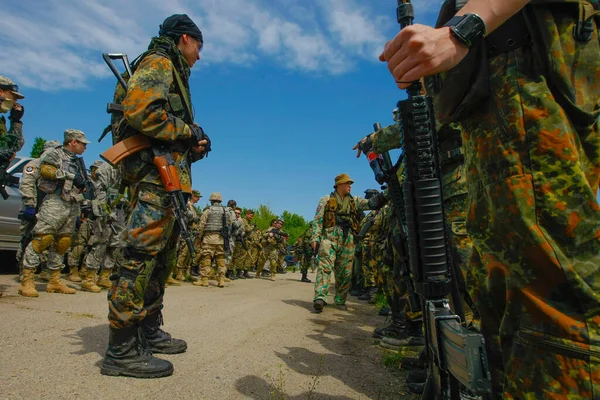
left=43, top=140, right=61, bottom=151
left=64, top=129, right=90, bottom=144
left=191, top=190, right=202, bottom=197
left=0, top=76, right=24, bottom=99
left=364, top=188, right=379, bottom=199
left=91, top=160, right=104, bottom=170
left=209, top=192, right=222, bottom=202
left=334, top=173, right=354, bottom=188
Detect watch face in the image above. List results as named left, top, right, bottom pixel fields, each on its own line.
left=458, top=15, right=484, bottom=35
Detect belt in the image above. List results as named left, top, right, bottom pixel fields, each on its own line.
left=485, top=11, right=531, bottom=59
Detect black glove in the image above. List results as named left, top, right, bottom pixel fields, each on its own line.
left=9, top=104, right=24, bottom=123
left=73, top=171, right=86, bottom=189
left=0, top=149, right=14, bottom=163
left=190, top=124, right=212, bottom=157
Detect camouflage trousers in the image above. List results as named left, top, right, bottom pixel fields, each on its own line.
left=198, top=242, right=226, bottom=279
left=83, top=219, right=111, bottom=271
left=67, top=218, right=92, bottom=268
left=313, top=234, right=354, bottom=305
left=248, top=245, right=260, bottom=268
left=231, top=242, right=249, bottom=273
left=459, top=11, right=600, bottom=398
left=256, top=247, right=278, bottom=277
left=107, top=184, right=179, bottom=329
left=301, top=254, right=311, bottom=274
left=176, top=235, right=202, bottom=268
left=23, top=194, right=79, bottom=271
left=361, top=240, right=379, bottom=288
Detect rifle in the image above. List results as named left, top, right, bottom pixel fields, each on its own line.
left=356, top=211, right=377, bottom=241
left=0, top=131, right=21, bottom=200
left=391, top=2, right=492, bottom=397
left=100, top=53, right=211, bottom=165
left=153, top=146, right=196, bottom=258
left=72, top=157, right=95, bottom=201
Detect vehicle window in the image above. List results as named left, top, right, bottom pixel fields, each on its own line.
left=8, top=157, right=21, bottom=168
left=10, top=162, right=26, bottom=175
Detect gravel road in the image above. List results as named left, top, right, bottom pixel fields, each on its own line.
left=0, top=271, right=411, bottom=399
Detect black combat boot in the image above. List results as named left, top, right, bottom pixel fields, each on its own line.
left=400, top=348, right=428, bottom=370
left=378, top=306, right=391, bottom=316
left=140, top=311, right=187, bottom=354
left=406, top=368, right=428, bottom=394
left=357, top=286, right=376, bottom=301
left=237, top=270, right=246, bottom=279
left=313, top=299, right=326, bottom=313
left=300, top=272, right=311, bottom=283
left=379, top=317, right=425, bottom=348
left=242, top=270, right=251, bottom=278
left=373, top=313, right=407, bottom=339
left=101, top=325, right=174, bottom=378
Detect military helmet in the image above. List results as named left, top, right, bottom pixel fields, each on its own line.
left=91, top=160, right=104, bottom=170
left=191, top=190, right=202, bottom=198
left=209, top=192, right=222, bottom=202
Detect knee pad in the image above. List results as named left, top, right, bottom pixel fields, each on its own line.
left=55, top=235, right=73, bottom=255
left=32, top=234, right=54, bottom=254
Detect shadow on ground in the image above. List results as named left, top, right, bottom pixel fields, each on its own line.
left=277, top=294, right=409, bottom=399
left=68, top=323, right=109, bottom=367
left=235, top=374, right=354, bottom=400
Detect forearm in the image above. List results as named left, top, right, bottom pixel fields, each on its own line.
left=9, top=121, right=24, bottom=152
left=372, top=123, right=403, bottom=154
left=457, top=0, right=531, bottom=34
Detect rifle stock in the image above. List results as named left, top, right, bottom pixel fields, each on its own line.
left=100, top=134, right=151, bottom=167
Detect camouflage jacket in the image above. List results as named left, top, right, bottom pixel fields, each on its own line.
left=38, top=147, right=85, bottom=203
left=122, top=51, right=195, bottom=193
left=0, top=115, right=24, bottom=153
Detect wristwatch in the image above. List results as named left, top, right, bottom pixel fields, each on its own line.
left=443, top=13, right=486, bottom=48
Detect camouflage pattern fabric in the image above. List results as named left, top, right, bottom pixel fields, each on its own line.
left=255, top=227, right=280, bottom=278
left=198, top=242, right=226, bottom=280
left=311, top=194, right=383, bottom=305
left=108, top=183, right=180, bottom=328
left=67, top=218, right=92, bottom=269
left=0, top=115, right=24, bottom=153
left=456, top=7, right=600, bottom=398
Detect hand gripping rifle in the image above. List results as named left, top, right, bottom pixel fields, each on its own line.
left=392, top=2, right=491, bottom=398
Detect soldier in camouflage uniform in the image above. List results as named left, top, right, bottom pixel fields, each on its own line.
left=81, top=161, right=123, bottom=292
left=356, top=189, right=381, bottom=301
left=192, top=192, right=231, bottom=288
left=310, top=173, right=387, bottom=313
left=19, top=129, right=90, bottom=297
left=247, top=224, right=262, bottom=271
left=230, top=208, right=247, bottom=279
left=67, top=212, right=92, bottom=282
left=255, top=219, right=282, bottom=281
left=101, top=14, right=208, bottom=379
left=16, top=140, right=61, bottom=281
left=0, top=76, right=25, bottom=163
left=232, top=208, right=254, bottom=279
left=276, top=218, right=288, bottom=274
left=298, top=225, right=313, bottom=282
left=173, top=189, right=201, bottom=283
left=378, top=4, right=600, bottom=396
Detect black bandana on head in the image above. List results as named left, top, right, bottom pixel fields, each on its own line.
left=159, top=14, right=203, bottom=45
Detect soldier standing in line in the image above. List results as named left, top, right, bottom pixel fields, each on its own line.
left=297, top=225, right=312, bottom=283
left=101, top=14, right=209, bottom=378
left=276, top=218, right=288, bottom=274
left=17, top=140, right=61, bottom=282
left=310, top=173, right=387, bottom=313
left=18, top=129, right=90, bottom=297
left=232, top=208, right=254, bottom=279
left=254, top=219, right=281, bottom=281
left=66, top=209, right=92, bottom=282
left=173, top=189, right=202, bottom=283
left=192, top=192, right=231, bottom=288
left=247, top=224, right=262, bottom=272
left=357, top=189, right=382, bottom=302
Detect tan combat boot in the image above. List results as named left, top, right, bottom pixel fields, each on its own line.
left=270, top=274, right=276, bottom=282
left=80, top=269, right=101, bottom=293
left=217, top=274, right=225, bottom=288
left=68, top=266, right=82, bottom=283
left=174, top=267, right=185, bottom=281
left=193, top=277, right=209, bottom=287
left=166, top=274, right=180, bottom=286
left=38, top=269, right=51, bottom=282
left=46, top=270, right=76, bottom=294
left=19, top=269, right=39, bottom=297
left=96, top=269, right=112, bottom=289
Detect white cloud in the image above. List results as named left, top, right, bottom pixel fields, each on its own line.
left=0, top=0, right=401, bottom=91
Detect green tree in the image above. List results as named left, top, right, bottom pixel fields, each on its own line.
left=30, top=137, right=46, bottom=158
left=280, top=210, right=308, bottom=244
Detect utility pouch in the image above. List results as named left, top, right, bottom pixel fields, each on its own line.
left=427, top=1, right=490, bottom=123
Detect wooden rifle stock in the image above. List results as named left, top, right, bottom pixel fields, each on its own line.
left=153, top=151, right=182, bottom=193
left=100, top=134, right=151, bottom=167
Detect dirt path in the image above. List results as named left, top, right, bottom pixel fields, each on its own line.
left=0, top=271, right=413, bottom=399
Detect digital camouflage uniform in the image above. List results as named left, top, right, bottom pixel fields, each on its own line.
left=67, top=217, right=92, bottom=274
left=16, top=141, right=60, bottom=275
left=374, top=5, right=600, bottom=396
left=108, top=38, right=201, bottom=329
left=255, top=227, right=281, bottom=280
left=311, top=187, right=386, bottom=306
left=20, top=134, right=88, bottom=297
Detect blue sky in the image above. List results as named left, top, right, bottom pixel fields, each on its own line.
left=3, top=0, right=599, bottom=220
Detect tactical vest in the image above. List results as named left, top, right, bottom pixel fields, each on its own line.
left=322, top=193, right=360, bottom=235
left=110, top=49, right=193, bottom=184
left=204, top=205, right=227, bottom=232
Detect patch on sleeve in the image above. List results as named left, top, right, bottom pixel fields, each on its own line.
left=24, top=166, right=35, bottom=174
